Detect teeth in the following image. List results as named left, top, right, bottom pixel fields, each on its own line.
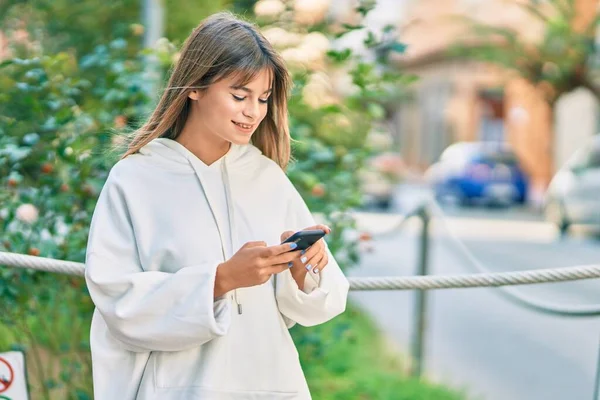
left=235, top=122, right=252, bottom=129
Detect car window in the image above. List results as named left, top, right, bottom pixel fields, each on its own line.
left=478, top=152, right=518, bottom=165
left=440, top=144, right=478, bottom=162
left=586, top=149, right=600, bottom=169
left=568, top=147, right=600, bottom=170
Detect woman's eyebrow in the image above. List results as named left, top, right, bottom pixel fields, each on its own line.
left=230, top=85, right=273, bottom=94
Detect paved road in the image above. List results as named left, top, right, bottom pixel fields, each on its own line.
left=349, top=188, right=600, bottom=400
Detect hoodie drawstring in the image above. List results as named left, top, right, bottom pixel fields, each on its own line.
left=181, top=152, right=243, bottom=315
left=221, top=160, right=243, bottom=314
left=151, top=139, right=243, bottom=315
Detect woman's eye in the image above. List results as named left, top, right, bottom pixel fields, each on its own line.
left=259, top=98, right=269, bottom=104
left=232, top=94, right=245, bottom=101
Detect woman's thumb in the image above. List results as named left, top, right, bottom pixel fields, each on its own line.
left=280, top=231, right=295, bottom=242
left=242, top=241, right=267, bottom=249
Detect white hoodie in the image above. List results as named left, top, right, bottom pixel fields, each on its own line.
left=84, top=138, right=349, bottom=400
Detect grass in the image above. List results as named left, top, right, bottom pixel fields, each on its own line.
left=292, top=302, right=467, bottom=400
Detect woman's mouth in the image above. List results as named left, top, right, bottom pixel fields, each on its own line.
left=232, top=121, right=254, bottom=132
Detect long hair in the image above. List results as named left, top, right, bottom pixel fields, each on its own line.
left=118, top=12, right=292, bottom=169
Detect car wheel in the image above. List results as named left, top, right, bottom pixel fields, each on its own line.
left=544, top=200, right=570, bottom=235
left=377, top=198, right=392, bottom=209
left=436, top=185, right=466, bottom=207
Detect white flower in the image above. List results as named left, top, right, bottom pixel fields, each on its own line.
left=281, top=47, right=307, bottom=70
left=294, top=0, right=331, bottom=25
left=330, top=67, right=358, bottom=97
left=367, top=132, right=393, bottom=150
left=302, top=72, right=338, bottom=108
left=154, top=37, right=175, bottom=53
left=262, top=27, right=303, bottom=49
left=111, top=135, right=127, bottom=147
left=16, top=204, right=39, bottom=224
left=302, top=32, right=330, bottom=54
left=41, top=229, right=52, bottom=241
left=297, top=32, right=330, bottom=69
left=55, top=220, right=69, bottom=237
left=281, top=32, right=330, bottom=71
left=254, top=0, right=285, bottom=18
left=78, top=150, right=92, bottom=161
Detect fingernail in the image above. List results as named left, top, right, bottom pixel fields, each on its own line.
left=289, top=243, right=298, bottom=250
left=306, top=264, right=312, bottom=271
left=288, top=262, right=293, bottom=268
left=301, top=249, right=306, bottom=255
left=301, top=256, right=307, bottom=264
left=313, top=268, right=319, bottom=274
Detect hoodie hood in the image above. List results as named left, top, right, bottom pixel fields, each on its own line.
left=138, top=138, right=264, bottom=174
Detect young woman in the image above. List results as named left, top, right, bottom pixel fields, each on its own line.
left=84, top=11, right=349, bottom=400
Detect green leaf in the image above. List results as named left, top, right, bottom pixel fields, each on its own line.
left=342, top=23, right=364, bottom=31
left=388, top=42, right=408, bottom=54
left=326, top=49, right=352, bottom=62
left=522, top=2, right=551, bottom=22
left=320, top=104, right=342, bottom=113
left=355, top=0, right=377, bottom=16
left=383, top=24, right=395, bottom=34
left=363, top=31, right=378, bottom=48
left=0, top=59, right=14, bottom=69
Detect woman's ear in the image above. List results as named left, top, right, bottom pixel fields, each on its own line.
left=188, top=90, right=200, bottom=100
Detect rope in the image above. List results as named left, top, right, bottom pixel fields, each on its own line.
left=0, top=252, right=85, bottom=276
left=2, top=251, right=600, bottom=291
left=348, top=264, right=600, bottom=290
left=424, top=201, right=600, bottom=317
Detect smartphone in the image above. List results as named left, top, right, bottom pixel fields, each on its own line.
left=281, top=229, right=326, bottom=251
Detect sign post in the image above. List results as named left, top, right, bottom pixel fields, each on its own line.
left=0, top=352, right=28, bottom=400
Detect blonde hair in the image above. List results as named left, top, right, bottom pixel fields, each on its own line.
left=118, top=12, right=292, bottom=169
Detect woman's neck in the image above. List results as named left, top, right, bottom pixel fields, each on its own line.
left=176, top=119, right=230, bottom=166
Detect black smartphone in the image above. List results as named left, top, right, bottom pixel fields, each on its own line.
left=281, top=229, right=326, bottom=251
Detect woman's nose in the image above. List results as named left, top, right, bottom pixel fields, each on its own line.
left=243, top=101, right=259, bottom=120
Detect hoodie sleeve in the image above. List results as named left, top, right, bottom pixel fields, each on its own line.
left=85, top=170, right=231, bottom=353
left=275, top=180, right=349, bottom=327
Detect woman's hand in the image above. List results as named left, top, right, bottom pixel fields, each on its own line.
left=215, top=241, right=299, bottom=298
left=280, top=225, right=331, bottom=291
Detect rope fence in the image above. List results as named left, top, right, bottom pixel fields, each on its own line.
left=4, top=200, right=600, bottom=319
left=3, top=250, right=600, bottom=291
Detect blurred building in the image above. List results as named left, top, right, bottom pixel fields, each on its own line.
left=391, top=0, right=599, bottom=204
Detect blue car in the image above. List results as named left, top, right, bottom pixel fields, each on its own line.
left=425, top=142, right=529, bottom=206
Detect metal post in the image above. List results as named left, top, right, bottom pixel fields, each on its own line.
left=141, top=0, right=165, bottom=100
left=593, top=332, right=600, bottom=400
left=411, top=206, right=430, bottom=378
left=142, top=0, right=164, bottom=49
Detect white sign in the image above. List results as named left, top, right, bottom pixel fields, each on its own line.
left=0, top=352, right=28, bottom=400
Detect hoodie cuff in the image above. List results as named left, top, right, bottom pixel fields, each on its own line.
left=277, top=269, right=330, bottom=308
left=302, top=271, right=322, bottom=294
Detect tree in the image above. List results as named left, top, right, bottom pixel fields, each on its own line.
left=0, top=0, right=231, bottom=57
left=452, top=0, right=599, bottom=106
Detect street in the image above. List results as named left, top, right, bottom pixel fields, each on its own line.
left=349, top=186, right=600, bottom=400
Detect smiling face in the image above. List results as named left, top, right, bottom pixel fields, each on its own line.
left=188, top=68, right=273, bottom=146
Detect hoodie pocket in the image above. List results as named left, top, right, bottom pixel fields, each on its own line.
left=152, top=344, right=301, bottom=396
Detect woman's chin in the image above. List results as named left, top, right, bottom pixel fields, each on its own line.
left=230, top=135, right=253, bottom=145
